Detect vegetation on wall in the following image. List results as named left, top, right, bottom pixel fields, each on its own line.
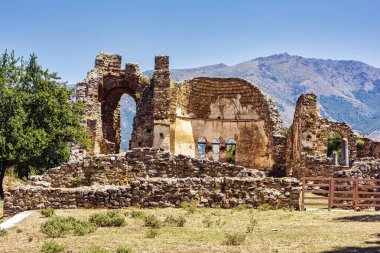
left=0, top=50, right=88, bottom=198
left=327, top=131, right=342, bottom=159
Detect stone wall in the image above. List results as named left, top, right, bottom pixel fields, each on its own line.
left=285, top=94, right=358, bottom=178
left=173, top=77, right=284, bottom=170
left=356, top=138, right=380, bottom=159
left=4, top=177, right=300, bottom=216
left=3, top=148, right=301, bottom=216
left=334, top=158, right=380, bottom=179
left=31, top=148, right=266, bottom=188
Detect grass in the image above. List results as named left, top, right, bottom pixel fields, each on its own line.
left=0, top=208, right=379, bottom=252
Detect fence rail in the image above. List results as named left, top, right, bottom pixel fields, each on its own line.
left=301, top=177, right=380, bottom=211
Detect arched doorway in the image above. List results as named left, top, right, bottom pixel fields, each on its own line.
left=197, top=137, right=207, bottom=159
left=101, top=86, right=137, bottom=154
left=120, top=94, right=136, bottom=151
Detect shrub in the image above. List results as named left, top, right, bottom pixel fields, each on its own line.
left=85, top=246, right=109, bottom=253
left=0, top=229, right=8, bottom=237
left=143, top=215, right=162, bottom=229
left=41, top=216, right=96, bottom=238
left=89, top=211, right=125, bottom=227
left=224, top=232, right=246, bottom=246
left=16, top=227, right=23, bottom=233
left=164, top=215, right=186, bottom=227
left=180, top=200, right=198, bottom=213
left=356, top=139, right=366, bottom=149
left=40, top=241, right=65, bottom=253
left=28, top=236, right=33, bottom=242
left=116, top=246, right=133, bottom=253
left=145, top=228, right=159, bottom=238
left=130, top=210, right=146, bottom=219
left=257, top=203, right=274, bottom=211
left=90, top=161, right=103, bottom=170
left=40, top=208, right=55, bottom=217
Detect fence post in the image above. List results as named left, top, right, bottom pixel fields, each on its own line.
left=301, top=177, right=305, bottom=211
left=328, top=177, right=333, bottom=211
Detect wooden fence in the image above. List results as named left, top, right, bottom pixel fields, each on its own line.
left=301, top=177, right=380, bottom=211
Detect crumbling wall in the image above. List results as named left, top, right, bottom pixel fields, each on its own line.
left=357, top=138, right=380, bottom=159
left=285, top=94, right=357, bottom=178
left=77, top=53, right=150, bottom=155
left=173, top=77, right=284, bottom=170
left=3, top=176, right=300, bottom=216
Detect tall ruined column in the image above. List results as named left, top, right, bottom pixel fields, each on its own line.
left=152, top=56, right=171, bottom=150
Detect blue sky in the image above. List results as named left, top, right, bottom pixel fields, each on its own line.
left=1, top=0, right=379, bottom=83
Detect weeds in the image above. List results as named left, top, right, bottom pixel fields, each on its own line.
left=28, top=235, right=33, bottom=242
left=40, top=241, right=65, bottom=253
left=143, top=215, right=162, bottom=229
left=257, top=203, right=274, bottom=211
left=41, top=216, right=96, bottom=238
left=202, top=215, right=213, bottom=228
left=246, top=217, right=258, bottom=233
left=164, top=215, right=186, bottom=227
left=116, top=246, right=133, bottom=253
left=0, top=229, right=8, bottom=237
left=145, top=228, right=159, bottom=238
left=16, top=227, right=23, bottom=233
left=130, top=210, right=146, bottom=219
left=224, top=232, right=246, bottom=246
left=85, top=246, right=109, bottom=253
left=180, top=200, right=198, bottom=214
left=89, top=211, right=125, bottom=227
left=40, top=207, right=55, bottom=217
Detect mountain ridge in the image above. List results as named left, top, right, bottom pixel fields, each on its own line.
left=143, top=53, right=380, bottom=139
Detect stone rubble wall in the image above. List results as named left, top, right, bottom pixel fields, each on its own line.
left=3, top=177, right=300, bottom=216
left=356, top=138, right=380, bottom=159
left=334, top=158, right=380, bottom=179
left=33, top=148, right=266, bottom=188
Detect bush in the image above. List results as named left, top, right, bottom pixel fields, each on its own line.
left=28, top=236, right=33, bottom=242
left=356, top=139, right=366, bottom=149
left=41, top=216, right=96, bottom=238
left=40, top=208, right=55, bottom=217
left=257, top=203, right=274, bottom=211
left=145, top=228, right=159, bottom=238
left=89, top=211, right=125, bottom=227
left=180, top=200, right=198, bottom=213
left=16, top=227, right=23, bottom=233
left=85, top=246, right=109, bottom=253
left=0, top=229, right=8, bottom=237
left=143, top=215, right=162, bottom=229
left=164, top=215, right=186, bottom=227
left=130, top=210, right=146, bottom=219
left=116, top=246, right=133, bottom=253
left=40, top=241, right=65, bottom=253
left=224, top=232, right=246, bottom=246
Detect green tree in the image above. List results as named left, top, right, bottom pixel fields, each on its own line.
left=0, top=51, right=88, bottom=198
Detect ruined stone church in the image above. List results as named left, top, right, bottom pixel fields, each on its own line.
left=76, top=53, right=380, bottom=178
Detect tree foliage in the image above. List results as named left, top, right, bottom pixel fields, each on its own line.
left=0, top=50, right=88, bottom=198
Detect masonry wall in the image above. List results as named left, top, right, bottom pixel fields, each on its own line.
left=172, top=77, right=284, bottom=171
left=3, top=177, right=300, bottom=216
left=3, top=148, right=301, bottom=216
left=285, top=94, right=357, bottom=178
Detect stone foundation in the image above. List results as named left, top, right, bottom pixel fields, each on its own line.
left=3, top=148, right=300, bottom=216
left=3, top=177, right=300, bottom=216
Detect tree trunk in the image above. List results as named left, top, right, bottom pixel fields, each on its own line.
left=0, top=160, right=8, bottom=200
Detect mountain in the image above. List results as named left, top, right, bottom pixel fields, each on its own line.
left=143, top=53, right=380, bottom=138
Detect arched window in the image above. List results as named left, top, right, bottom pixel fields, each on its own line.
left=212, top=139, right=221, bottom=161
left=226, top=138, right=236, bottom=164
left=327, top=131, right=349, bottom=166
left=197, top=137, right=207, bottom=159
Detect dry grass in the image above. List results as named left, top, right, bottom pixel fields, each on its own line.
left=0, top=207, right=379, bottom=253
